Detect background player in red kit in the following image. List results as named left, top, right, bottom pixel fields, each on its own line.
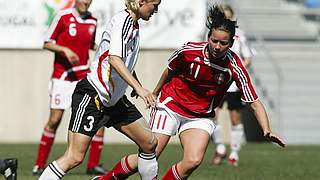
left=33, top=0, right=107, bottom=176
left=98, top=4, right=285, bottom=180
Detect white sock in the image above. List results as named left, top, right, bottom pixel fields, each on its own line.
left=38, top=161, right=65, bottom=180
left=212, top=124, right=224, bottom=144
left=229, top=151, right=239, bottom=161
left=230, top=124, right=244, bottom=153
left=138, top=151, right=158, bottom=180
left=216, top=143, right=227, bottom=155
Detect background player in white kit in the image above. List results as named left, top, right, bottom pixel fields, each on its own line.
left=38, top=0, right=161, bottom=179
left=211, top=4, right=254, bottom=167
left=98, top=4, right=285, bottom=180
left=33, top=0, right=107, bottom=176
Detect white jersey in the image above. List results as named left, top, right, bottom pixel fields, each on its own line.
left=87, top=10, right=140, bottom=106
left=228, top=28, right=253, bottom=92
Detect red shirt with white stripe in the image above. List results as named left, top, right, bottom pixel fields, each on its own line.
left=45, top=8, right=97, bottom=81
left=159, top=42, right=258, bottom=118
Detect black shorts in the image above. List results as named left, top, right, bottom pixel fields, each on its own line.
left=218, top=92, right=246, bottom=110
left=68, top=78, right=142, bottom=137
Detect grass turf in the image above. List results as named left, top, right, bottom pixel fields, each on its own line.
left=0, top=143, right=319, bottom=180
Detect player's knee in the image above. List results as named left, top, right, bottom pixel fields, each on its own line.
left=183, top=156, right=202, bottom=170
left=47, top=117, right=62, bottom=130
left=66, top=152, right=85, bottom=167
left=140, top=134, right=158, bottom=153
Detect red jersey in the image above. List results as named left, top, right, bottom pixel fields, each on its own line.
left=45, top=8, right=97, bottom=81
left=159, top=42, right=258, bottom=118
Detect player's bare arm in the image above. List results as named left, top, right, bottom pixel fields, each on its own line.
left=91, top=43, right=98, bottom=51
left=43, top=42, right=79, bottom=64
left=249, top=100, right=286, bottom=147
left=153, top=68, right=173, bottom=96
left=109, top=55, right=156, bottom=107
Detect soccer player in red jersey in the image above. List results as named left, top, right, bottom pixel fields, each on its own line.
left=33, top=0, right=107, bottom=176
left=97, top=4, right=285, bottom=180
left=38, top=0, right=161, bottom=179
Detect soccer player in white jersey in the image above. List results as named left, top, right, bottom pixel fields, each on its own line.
left=211, top=4, right=254, bottom=166
left=33, top=0, right=107, bottom=176
left=98, top=4, right=285, bottom=180
left=38, top=0, right=161, bottom=179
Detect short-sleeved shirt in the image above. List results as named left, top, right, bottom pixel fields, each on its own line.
left=45, top=8, right=97, bottom=81
left=159, top=42, right=258, bottom=118
left=87, top=10, right=140, bottom=107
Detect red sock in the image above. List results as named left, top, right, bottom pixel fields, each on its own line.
left=34, top=128, right=55, bottom=168
left=87, top=135, right=104, bottom=169
left=162, top=164, right=181, bottom=180
left=100, top=156, right=137, bottom=180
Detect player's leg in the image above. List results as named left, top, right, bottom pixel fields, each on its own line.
left=33, top=79, right=74, bottom=175
left=114, top=118, right=158, bottom=180
left=33, top=109, right=64, bottom=175
left=163, top=117, right=214, bottom=179
left=92, top=95, right=157, bottom=180
left=98, top=104, right=174, bottom=180
left=97, top=132, right=171, bottom=180
left=39, top=131, right=92, bottom=180
left=228, top=92, right=245, bottom=166
left=39, top=78, right=105, bottom=179
left=212, top=102, right=227, bottom=165
left=163, top=129, right=210, bottom=179
left=228, top=109, right=243, bottom=166
left=87, top=127, right=108, bottom=175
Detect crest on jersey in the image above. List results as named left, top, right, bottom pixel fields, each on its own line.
left=70, top=17, right=75, bottom=22
left=194, top=57, right=201, bottom=62
left=214, top=73, right=225, bottom=85
left=89, top=26, right=95, bottom=35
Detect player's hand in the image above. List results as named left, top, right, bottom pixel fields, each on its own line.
left=264, top=132, right=286, bottom=148
left=64, top=48, right=80, bottom=65
left=152, top=90, right=160, bottom=98
left=136, top=87, right=156, bottom=108
left=130, top=89, right=139, bottom=99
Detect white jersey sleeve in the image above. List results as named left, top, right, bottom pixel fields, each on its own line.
left=109, top=11, right=133, bottom=59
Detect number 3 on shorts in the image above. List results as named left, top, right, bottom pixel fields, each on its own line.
left=84, top=116, right=94, bottom=131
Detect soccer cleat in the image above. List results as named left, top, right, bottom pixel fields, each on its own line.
left=32, top=165, right=44, bottom=176
left=86, top=164, right=108, bottom=175
left=1, top=158, right=18, bottom=180
left=228, top=158, right=239, bottom=167
left=211, top=152, right=226, bottom=165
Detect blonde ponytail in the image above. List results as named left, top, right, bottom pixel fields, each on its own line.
left=125, top=0, right=140, bottom=13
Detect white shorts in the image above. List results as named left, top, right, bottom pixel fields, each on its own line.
left=149, top=102, right=216, bottom=136
left=49, top=79, right=78, bottom=109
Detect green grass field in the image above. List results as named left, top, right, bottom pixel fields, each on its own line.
left=1, top=143, right=320, bottom=180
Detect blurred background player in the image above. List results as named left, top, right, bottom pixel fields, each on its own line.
left=38, top=0, right=161, bottom=179
left=33, top=0, right=107, bottom=176
left=211, top=4, right=254, bottom=167
left=97, top=4, right=285, bottom=180
left=0, top=158, right=17, bottom=180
